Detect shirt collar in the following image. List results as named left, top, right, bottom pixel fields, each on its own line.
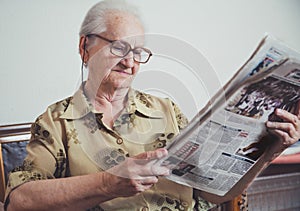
left=60, top=87, right=163, bottom=120
left=59, top=87, right=94, bottom=119
left=128, top=88, right=164, bottom=119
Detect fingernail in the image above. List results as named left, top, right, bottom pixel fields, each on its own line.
left=157, top=151, right=163, bottom=158
left=157, top=149, right=167, bottom=158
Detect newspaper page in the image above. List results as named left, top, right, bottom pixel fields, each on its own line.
left=158, top=35, right=300, bottom=196
left=224, top=34, right=300, bottom=91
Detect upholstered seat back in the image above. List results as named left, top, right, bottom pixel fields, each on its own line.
left=2, top=141, right=28, bottom=183
left=0, top=123, right=31, bottom=202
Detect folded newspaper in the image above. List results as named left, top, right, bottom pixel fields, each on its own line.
left=158, top=35, right=300, bottom=196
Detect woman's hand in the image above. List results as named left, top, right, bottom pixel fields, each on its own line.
left=101, top=148, right=170, bottom=197
left=265, top=107, right=300, bottom=158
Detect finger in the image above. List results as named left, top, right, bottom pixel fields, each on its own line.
left=266, top=121, right=300, bottom=142
left=135, top=184, right=153, bottom=192
left=151, top=165, right=170, bottom=176
left=266, top=121, right=296, bottom=135
left=134, top=148, right=168, bottom=160
left=136, top=176, right=159, bottom=185
left=273, top=109, right=300, bottom=129
left=268, top=128, right=294, bottom=147
left=135, top=184, right=153, bottom=193
left=132, top=177, right=158, bottom=193
left=131, top=160, right=170, bottom=177
left=296, top=100, right=300, bottom=118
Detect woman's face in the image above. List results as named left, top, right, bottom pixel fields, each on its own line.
left=85, top=11, right=145, bottom=92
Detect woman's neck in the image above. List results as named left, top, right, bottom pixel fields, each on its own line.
left=84, top=82, right=129, bottom=128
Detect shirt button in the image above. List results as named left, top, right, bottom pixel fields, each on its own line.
left=182, top=201, right=188, bottom=207
left=116, top=138, right=123, bottom=145
left=128, top=122, right=134, bottom=128
left=141, top=207, right=149, bottom=211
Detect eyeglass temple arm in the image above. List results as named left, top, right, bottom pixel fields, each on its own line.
left=86, top=34, right=115, bottom=43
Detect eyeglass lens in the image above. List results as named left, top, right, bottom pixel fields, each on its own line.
left=111, top=40, right=151, bottom=63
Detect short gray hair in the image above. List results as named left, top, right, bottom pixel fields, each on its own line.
left=79, top=0, right=141, bottom=36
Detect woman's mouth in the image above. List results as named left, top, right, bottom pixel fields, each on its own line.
left=112, top=69, right=132, bottom=75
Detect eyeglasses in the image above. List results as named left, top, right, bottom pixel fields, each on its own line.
left=86, top=34, right=152, bottom=64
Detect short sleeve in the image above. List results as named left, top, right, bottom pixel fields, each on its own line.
left=171, top=101, right=189, bottom=130
left=4, top=110, right=67, bottom=203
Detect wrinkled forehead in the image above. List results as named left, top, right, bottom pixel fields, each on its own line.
left=104, top=11, right=145, bottom=46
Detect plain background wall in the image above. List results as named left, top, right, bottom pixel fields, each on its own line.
left=1, top=0, right=300, bottom=124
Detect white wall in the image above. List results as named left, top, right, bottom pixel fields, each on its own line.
left=1, top=0, right=300, bottom=124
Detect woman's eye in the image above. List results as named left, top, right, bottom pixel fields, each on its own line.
left=133, top=48, right=142, bottom=55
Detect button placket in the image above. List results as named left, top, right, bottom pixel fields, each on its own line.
left=141, top=206, right=149, bottom=211
left=116, top=137, right=123, bottom=145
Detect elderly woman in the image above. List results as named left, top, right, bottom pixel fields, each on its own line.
left=5, top=1, right=300, bottom=210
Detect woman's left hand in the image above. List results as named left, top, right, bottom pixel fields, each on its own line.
left=266, top=108, right=300, bottom=152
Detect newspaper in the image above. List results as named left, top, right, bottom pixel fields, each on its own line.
left=157, top=35, right=300, bottom=196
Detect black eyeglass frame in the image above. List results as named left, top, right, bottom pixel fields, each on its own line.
left=86, top=34, right=152, bottom=64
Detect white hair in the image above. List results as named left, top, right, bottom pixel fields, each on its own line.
left=79, top=0, right=142, bottom=36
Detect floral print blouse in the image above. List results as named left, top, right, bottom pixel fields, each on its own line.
left=5, top=87, right=215, bottom=211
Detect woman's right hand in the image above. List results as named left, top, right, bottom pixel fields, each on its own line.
left=102, top=148, right=170, bottom=197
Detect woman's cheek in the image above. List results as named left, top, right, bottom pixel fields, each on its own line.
left=132, top=64, right=140, bottom=75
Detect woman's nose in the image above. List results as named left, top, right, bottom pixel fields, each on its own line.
left=121, top=51, right=135, bottom=67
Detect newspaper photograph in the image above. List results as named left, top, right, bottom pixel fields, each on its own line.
left=157, top=35, right=300, bottom=196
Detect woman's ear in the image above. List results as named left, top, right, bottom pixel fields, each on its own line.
left=79, top=36, right=89, bottom=63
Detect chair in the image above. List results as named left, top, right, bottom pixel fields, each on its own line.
left=0, top=122, right=248, bottom=210
left=0, top=123, right=31, bottom=202
left=220, top=193, right=248, bottom=211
